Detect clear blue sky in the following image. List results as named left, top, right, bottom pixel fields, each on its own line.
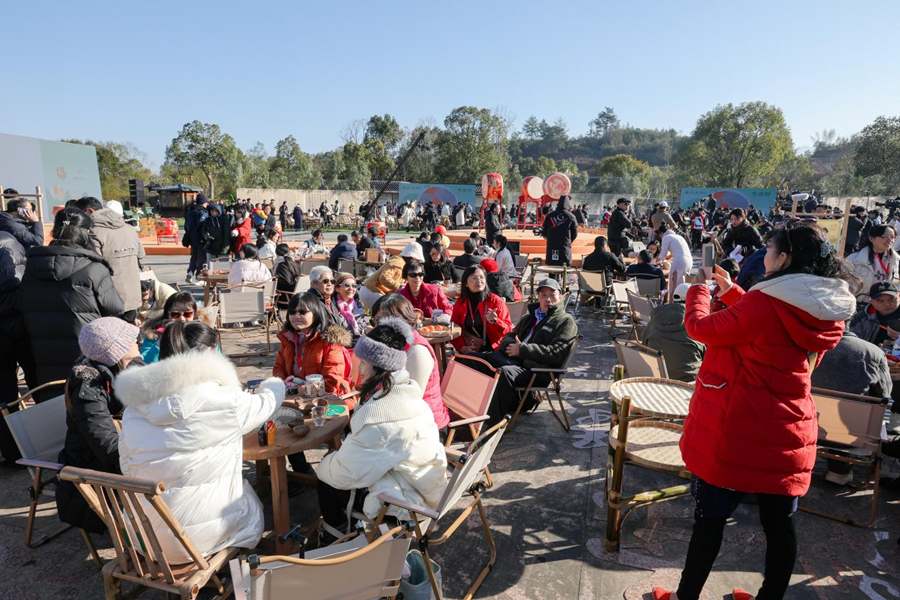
left=1, top=0, right=898, bottom=169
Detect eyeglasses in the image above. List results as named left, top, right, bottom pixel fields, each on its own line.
left=318, top=279, right=335, bottom=285
left=407, top=272, right=424, bottom=278
left=169, top=310, right=194, bottom=319
left=340, top=283, right=358, bottom=289
left=290, top=308, right=310, bottom=316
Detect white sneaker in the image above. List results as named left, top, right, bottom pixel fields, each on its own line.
left=825, top=470, right=853, bottom=486
left=190, top=276, right=200, bottom=286
left=889, top=413, right=900, bottom=433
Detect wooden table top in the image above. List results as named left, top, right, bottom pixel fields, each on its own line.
left=420, top=324, right=461, bottom=344
left=197, top=272, right=230, bottom=283
left=243, top=394, right=352, bottom=461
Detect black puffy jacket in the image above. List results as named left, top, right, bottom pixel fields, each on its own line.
left=541, top=198, right=579, bottom=266
left=0, top=232, right=27, bottom=341
left=17, top=245, right=123, bottom=388
left=56, top=358, right=128, bottom=533
left=201, top=206, right=232, bottom=255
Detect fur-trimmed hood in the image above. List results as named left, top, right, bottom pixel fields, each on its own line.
left=113, top=350, right=241, bottom=425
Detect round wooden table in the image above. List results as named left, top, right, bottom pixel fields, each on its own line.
left=421, top=325, right=462, bottom=376
left=243, top=397, right=350, bottom=555
left=608, top=377, right=694, bottom=419
left=196, top=271, right=229, bottom=305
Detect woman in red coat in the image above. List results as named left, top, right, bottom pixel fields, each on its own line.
left=654, top=223, right=858, bottom=600
left=451, top=264, right=513, bottom=354
left=230, top=208, right=253, bottom=257
left=398, top=261, right=454, bottom=318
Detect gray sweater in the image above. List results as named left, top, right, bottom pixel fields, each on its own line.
left=810, top=331, right=892, bottom=399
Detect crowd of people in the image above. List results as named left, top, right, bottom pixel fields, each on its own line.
left=7, top=183, right=900, bottom=600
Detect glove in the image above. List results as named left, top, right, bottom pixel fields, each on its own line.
left=231, top=230, right=238, bottom=237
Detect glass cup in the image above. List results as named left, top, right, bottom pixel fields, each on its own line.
left=311, top=405, right=327, bottom=427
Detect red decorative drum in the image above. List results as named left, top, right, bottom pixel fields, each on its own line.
left=155, top=218, right=178, bottom=236
left=543, top=172, right=572, bottom=200
left=481, top=173, right=504, bottom=200
left=522, top=176, right=544, bottom=200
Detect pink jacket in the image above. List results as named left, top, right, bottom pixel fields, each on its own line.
left=399, top=283, right=453, bottom=318
left=410, top=330, right=449, bottom=429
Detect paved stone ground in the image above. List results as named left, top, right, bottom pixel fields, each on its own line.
left=2, top=234, right=900, bottom=599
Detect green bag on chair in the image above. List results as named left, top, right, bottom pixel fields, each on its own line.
left=398, top=549, right=442, bottom=600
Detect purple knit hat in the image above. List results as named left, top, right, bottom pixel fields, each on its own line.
left=78, top=317, right=139, bottom=366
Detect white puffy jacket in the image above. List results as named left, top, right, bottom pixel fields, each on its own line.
left=847, top=247, right=899, bottom=299
left=114, top=350, right=284, bottom=562
left=317, top=370, right=448, bottom=520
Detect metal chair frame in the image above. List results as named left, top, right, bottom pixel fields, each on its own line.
left=511, top=335, right=582, bottom=431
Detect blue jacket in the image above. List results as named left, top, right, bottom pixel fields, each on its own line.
left=0, top=211, right=44, bottom=250
left=736, top=247, right=767, bottom=290
left=625, top=262, right=667, bottom=291
left=184, top=205, right=208, bottom=245
left=329, top=241, right=357, bottom=271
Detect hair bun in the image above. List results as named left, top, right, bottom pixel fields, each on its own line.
left=372, top=316, right=414, bottom=347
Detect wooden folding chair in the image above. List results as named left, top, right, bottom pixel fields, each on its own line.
left=511, top=335, right=582, bottom=431
left=609, top=279, right=638, bottom=335
left=373, top=419, right=509, bottom=600
left=0, top=380, right=101, bottom=561
left=625, top=289, right=655, bottom=342
left=260, top=257, right=275, bottom=272
left=613, top=338, right=669, bottom=379
left=633, top=275, right=661, bottom=300
left=299, top=261, right=319, bottom=276
left=576, top=270, right=608, bottom=316
left=800, top=388, right=889, bottom=527
left=505, top=300, right=527, bottom=326
left=59, top=466, right=237, bottom=600
left=229, top=522, right=415, bottom=600
left=365, top=248, right=381, bottom=263
left=440, top=355, right=500, bottom=449
left=216, top=290, right=272, bottom=357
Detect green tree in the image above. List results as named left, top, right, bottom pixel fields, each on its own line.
left=522, top=115, right=541, bottom=140
left=592, top=153, right=650, bottom=178
left=241, top=142, right=271, bottom=189
left=434, top=106, right=509, bottom=184
left=270, top=135, right=322, bottom=189
left=164, top=120, right=241, bottom=199
left=397, top=125, right=440, bottom=183
left=558, top=159, right=589, bottom=192
left=675, top=101, right=793, bottom=187
left=588, top=107, right=620, bottom=138
left=854, top=116, right=900, bottom=188
left=538, top=118, right=568, bottom=153
left=365, top=114, right=403, bottom=155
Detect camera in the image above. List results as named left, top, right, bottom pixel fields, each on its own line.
left=874, top=197, right=900, bottom=210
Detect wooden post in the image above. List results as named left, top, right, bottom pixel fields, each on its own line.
left=838, top=198, right=852, bottom=258
left=606, top=394, right=632, bottom=552
left=35, top=186, right=43, bottom=221
left=0, top=183, right=5, bottom=211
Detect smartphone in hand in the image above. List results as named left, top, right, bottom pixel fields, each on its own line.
left=701, top=244, right=715, bottom=279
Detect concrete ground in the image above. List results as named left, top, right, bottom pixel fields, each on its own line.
left=1, top=234, right=899, bottom=599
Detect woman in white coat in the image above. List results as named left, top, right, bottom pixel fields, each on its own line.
left=316, top=317, right=448, bottom=540
left=657, top=223, right=693, bottom=288
left=114, top=321, right=284, bottom=563
left=846, top=224, right=899, bottom=302
left=228, top=243, right=272, bottom=291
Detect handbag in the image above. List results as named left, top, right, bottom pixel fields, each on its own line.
left=181, top=230, right=190, bottom=248
left=461, top=302, right=489, bottom=351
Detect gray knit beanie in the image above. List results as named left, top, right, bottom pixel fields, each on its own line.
left=353, top=317, right=413, bottom=372
left=78, top=317, right=139, bottom=366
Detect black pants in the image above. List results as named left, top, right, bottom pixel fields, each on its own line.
left=608, top=240, right=624, bottom=257
left=676, top=477, right=798, bottom=600
left=0, top=336, right=38, bottom=461
left=691, top=229, right=703, bottom=250
left=316, top=480, right=367, bottom=530
left=470, top=351, right=549, bottom=427
left=187, top=244, right=205, bottom=275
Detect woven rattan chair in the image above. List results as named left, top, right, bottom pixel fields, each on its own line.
left=229, top=522, right=415, bottom=600
left=800, top=388, right=889, bottom=527
left=605, top=392, right=691, bottom=552
left=511, top=335, right=582, bottom=431
left=60, top=466, right=238, bottom=600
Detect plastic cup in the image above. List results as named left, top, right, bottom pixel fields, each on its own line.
left=305, top=374, right=324, bottom=398
left=311, top=405, right=327, bottom=427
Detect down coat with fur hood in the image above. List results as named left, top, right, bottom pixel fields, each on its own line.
left=114, top=351, right=284, bottom=563
left=273, top=325, right=352, bottom=394
left=317, top=371, right=448, bottom=521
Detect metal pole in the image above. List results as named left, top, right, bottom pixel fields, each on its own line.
left=364, top=131, right=426, bottom=224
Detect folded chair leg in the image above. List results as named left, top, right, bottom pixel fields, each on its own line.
left=25, top=468, right=71, bottom=548
left=510, top=375, right=538, bottom=430
left=81, top=529, right=103, bottom=568
left=463, top=497, right=497, bottom=600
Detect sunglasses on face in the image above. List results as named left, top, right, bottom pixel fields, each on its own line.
left=318, top=279, right=335, bottom=285
left=340, top=283, right=358, bottom=289
left=169, top=311, right=194, bottom=319
left=290, top=308, right=310, bottom=316
left=407, top=272, right=424, bottom=278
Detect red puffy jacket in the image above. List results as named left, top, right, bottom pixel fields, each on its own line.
left=681, top=274, right=855, bottom=497
left=450, top=293, right=513, bottom=352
